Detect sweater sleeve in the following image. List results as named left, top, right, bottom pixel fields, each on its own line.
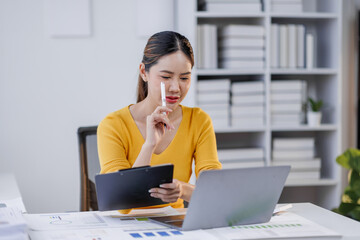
left=97, top=114, right=131, bottom=174
left=193, top=109, right=222, bottom=177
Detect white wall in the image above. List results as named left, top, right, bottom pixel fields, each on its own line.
left=0, top=0, right=147, bottom=213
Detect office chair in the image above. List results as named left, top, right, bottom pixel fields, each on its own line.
left=78, top=126, right=100, bottom=211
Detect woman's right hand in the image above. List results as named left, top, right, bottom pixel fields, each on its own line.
left=144, top=106, right=175, bottom=149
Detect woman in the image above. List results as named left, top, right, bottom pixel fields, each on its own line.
left=97, top=31, right=221, bottom=212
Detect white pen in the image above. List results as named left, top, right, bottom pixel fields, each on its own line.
left=273, top=204, right=293, bottom=216
left=160, top=82, right=167, bottom=129
left=160, top=82, right=166, bottom=112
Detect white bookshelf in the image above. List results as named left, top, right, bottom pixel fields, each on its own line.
left=176, top=0, right=342, bottom=210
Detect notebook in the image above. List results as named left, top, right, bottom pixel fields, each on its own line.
left=148, top=166, right=290, bottom=231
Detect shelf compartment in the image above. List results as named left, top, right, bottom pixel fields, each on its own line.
left=197, top=69, right=265, bottom=76
left=196, top=12, right=265, bottom=19
left=270, top=13, right=338, bottom=19
left=270, top=68, right=338, bottom=75
left=284, top=178, right=338, bottom=187
left=271, top=124, right=337, bottom=132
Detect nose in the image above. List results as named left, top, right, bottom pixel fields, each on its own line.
left=168, top=79, right=180, bottom=93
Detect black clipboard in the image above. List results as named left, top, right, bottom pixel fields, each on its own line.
left=95, top=164, right=174, bottom=211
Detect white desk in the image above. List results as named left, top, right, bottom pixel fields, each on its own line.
left=0, top=173, right=26, bottom=211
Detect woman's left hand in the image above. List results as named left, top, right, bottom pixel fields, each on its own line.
left=149, top=179, right=183, bottom=203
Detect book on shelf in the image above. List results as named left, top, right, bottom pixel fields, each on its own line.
left=205, top=1, right=262, bottom=13
left=221, top=160, right=265, bottom=169
left=205, top=108, right=229, bottom=119
left=297, top=24, right=305, bottom=68
left=212, top=117, right=229, bottom=129
left=271, top=103, right=302, bottom=113
left=273, top=137, right=315, bottom=149
left=232, top=94, right=265, bottom=105
left=306, top=33, right=314, bottom=69
left=279, top=24, right=288, bottom=68
left=271, top=113, right=302, bottom=124
left=219, top=49, right=265, bottom=59
left=271, top=80, right=306, bottom=92
left=196, top=25, right=203, bottom=69
left=288, top=24, right=297, bottom=68
left=271, top=119, right=301, bottom=127
left=231, top=105, right=264, bottom=116
left=197, top=79, right=231, bottom=93
left=219, top=37, right=265, bottom=48
left=220, top=59, right=264, bottom=69
left=198, top=102, right=229, bottom=110
left=220, top=24, right=265, bottom=38
left=271, top=24, right=279, bottom=68
left=287, top=171, right=320, bottom=180
left=198, top=24, right=217, bottom=69
left=271, top=92, right=302, bottom=102
left=272, top=158, right=321, bottom=171
left=217, top=148, right=264, bottom=161
left=232, top=81, right=264, bottom=94
left=271, top=0, right=303, bottom=13
left=231, top=116, right=264, bottom=127
left=272, top=149, right=314, bottom=160
left=198, top=92, right=229, bottom=104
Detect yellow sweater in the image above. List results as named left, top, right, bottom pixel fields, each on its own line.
left=97, top=105, right=222, bottom=210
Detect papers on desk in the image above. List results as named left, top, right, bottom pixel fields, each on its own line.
left=0, top=207, right=28, bottom=240
left=0, top=197, right=27, bottom=213
left=213, top=211, right=341, bottom=240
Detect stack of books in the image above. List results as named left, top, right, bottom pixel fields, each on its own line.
left=271, top=0, right=303, bottom=13
left=201, top=0, right=262, bottom=13
left=270, top=80, right=307, bottom=126
left=219, top=24, right=265, bottom=69
left=272, top=137, right=321, bottom=180
left=271, top=23, right=306, bottom=69
left=231, top=81, right=265, bottom=128
left=197, top=79, right=231, bottom=129
left=197, top=24, right=217, bottom=69
left=218, top=148, right=264, bottom=169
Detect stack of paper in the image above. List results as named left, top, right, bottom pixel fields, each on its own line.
left=197, top=24, right=217, bottom=69
left=271, top=23, right=305, bottom=69
left=231, top=81, right=265, bottom=128
left=272, top=137, right=321, bottom=180
left=197, top=79, right=231, bottom=129
left=271, top=0, right=303, bottom=13
left=270, top=80, right=307, bottom=126
left=219, top=25, right=265, bottom=69
left=218, top=148, right=264, bottom=169
left=0, top=207, right=28, bottom=240
left=202, top=0, right=262, bottom=13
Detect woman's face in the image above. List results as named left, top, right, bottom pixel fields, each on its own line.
left=143, top=51, right=192, bottom=110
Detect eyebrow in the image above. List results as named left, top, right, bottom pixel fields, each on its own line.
left=160, top=70, right=191, bottom=75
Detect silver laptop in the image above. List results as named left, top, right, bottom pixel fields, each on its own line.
left=148, top=166, right=290, bottom=231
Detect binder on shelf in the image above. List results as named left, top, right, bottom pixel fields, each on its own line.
left=271, top=24, right=279, bottom=68
left=287, top=171, right=320, bottom=180
left=220, top=49, right=265, bottom=59
left=232, top=81, right=264, bottom=94
left=220, top=59, right=264, bottom=69
left=221, top=160, right=265, bottom=169
left=272, top=149, right=314, bottom=160
left=205, top=108, right=229, bottom=119
left=212, top=118, right=230, bottom=129
left=198, top=102, right=229, bottom=110
left=218, top=148, right=264, bottom=161
left=205, top=1, right=262, bottom=13
left=272, top=158, right=321, bottom=171
left=288, top=24, right=297, bottom=68
left=231, top=116, right=264, bottom=127
left=197, top=79, right=231, bottom=93
left=232, top=94, right=265, bottom=105
left=271, top=80, right=305, bottom=92
left=220, top=24, right=265, bottom=37
left=198, top=92, right=230, bottom=104
left=231, top=105, right=264, bottom=116
left=271, top=103, right=302, bottom=113
left=306, top=33, right=314, bottom=69
left=219, top=38, right=265, bottom=48
left=271, top=92, right=302, bottom=102
left=297, top=24, right=305, bottom=68
left=271, top=0, right=303, bottom=13
left=279, top=25, right=288, bottom=68
left=196, top=25, right=204, bottom=69
left=273, top=137, right=315, bottom=149
left=198, top=24, right=218, bottom=69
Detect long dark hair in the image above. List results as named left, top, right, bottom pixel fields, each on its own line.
left=137, top=31, right=194, bottom=103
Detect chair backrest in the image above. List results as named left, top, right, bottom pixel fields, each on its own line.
left=78, top=126, right=100, bottom=211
